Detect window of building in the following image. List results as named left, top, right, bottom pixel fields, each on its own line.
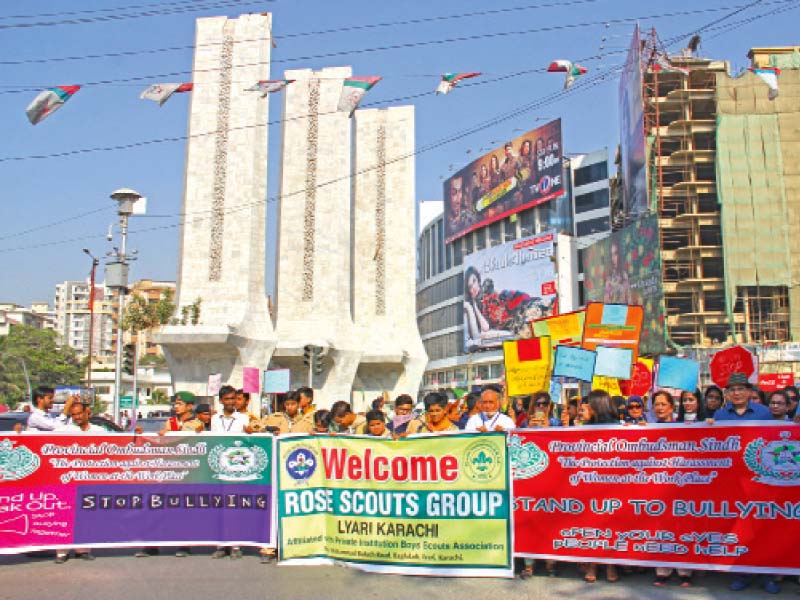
left=520, top=209, right=535, bottom=237
left=574, top=188, right=610, bottom=214
left=576, top=216, right=610, bottom=237
left=488, top=220, right=502, bottom=247
left=503, top=216, right=517, bottom=242
left=435, top=221, right=444, bottom=275
left=574, top=161, right=608, bottom=187
left=452, top=237, right=463, bottom=267
left=474, top=229, right=486, bottom=251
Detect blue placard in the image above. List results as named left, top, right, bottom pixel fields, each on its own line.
left=656, top=356, right=699, bottom=392
left=263, top=369, right=291, bottom=394
left=601, top=304, right=629, bottom=325
left=594, top=346, right=633, bottom=379
left=553, top=346, right=597, bottom=382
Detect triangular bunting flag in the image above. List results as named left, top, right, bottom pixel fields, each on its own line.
left=337, top=76, right=381, bottom=117
left=246, top=79, right=294, bottom=97
left=547, top=60, right=587, bottom=89
left=435, top=72, right=481, bottom=95
left=25, top=85, right=81, bottom=125
left=140, top=82, right=194, bottom=106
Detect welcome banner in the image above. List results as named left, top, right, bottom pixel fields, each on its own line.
left=511, top=424, right=800, bottom=574
left=0, top=434, right=276, bottom=553
left=276, top=432, right=513, bottom=577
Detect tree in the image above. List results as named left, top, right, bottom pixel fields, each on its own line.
left=121, top=289, right=175, bottom=334
left=0, top=325, right=84, bottom=409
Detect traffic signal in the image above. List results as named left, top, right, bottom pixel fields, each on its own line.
left=123, top=343, right=136, bottom=375
left=303, top=344, right=324, bottom=375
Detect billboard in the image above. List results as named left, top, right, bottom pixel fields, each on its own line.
left=582, top=215, right=666, bottom=354
left=619, top=24, right=648, bottom=221
left=444, top=119, right=563, bottom=243
left=463, top=232, right=557, bottom=352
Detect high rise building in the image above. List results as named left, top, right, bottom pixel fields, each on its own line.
left=53, top=280, right=116, bottom=360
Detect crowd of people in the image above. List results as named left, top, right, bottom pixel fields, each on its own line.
left=18, top=374, right=799, bottom=591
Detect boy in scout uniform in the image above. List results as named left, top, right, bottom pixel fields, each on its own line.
left=257, top=391, right=313, bottom=434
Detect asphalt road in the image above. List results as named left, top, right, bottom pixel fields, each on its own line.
left=0, top=549, right=793, bottom=600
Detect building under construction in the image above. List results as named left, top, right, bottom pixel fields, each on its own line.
left=618, top=28, right=799, bottom=348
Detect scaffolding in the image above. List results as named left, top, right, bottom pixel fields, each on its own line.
left=640, top=30, right=794, bottom=346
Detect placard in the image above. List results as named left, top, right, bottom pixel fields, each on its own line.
left=582, top=302, right=644, bottom=361
left=531, top=310, right=585, bottom=353
left=207, top=373, right=222, bottom=397
left=552, top=345, right=596, bottom=382
left=594, top=346, right=634, bottom=379
left=263, top=369, right=292, bottom=394
left=592, top=376, right=622, bottom=396
left=243, top=367, right=261, bottom=394
left=503, top=337, right=551, bottom=396
left=656, top=355, right=699, bottom=392
left=710, top=346, right=756, bottom=388
left=619, top=358, right=654, bottom=397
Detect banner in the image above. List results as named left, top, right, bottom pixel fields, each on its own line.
left=444, top=119, right=564, bottom=244
left=582, top=302, right=644, bottom=361
left=758, top=373, right=794, bottom=392
left=619, top=24, right=647, bottom=221
left=276, top=433, right=513, bottom=577
left=511, top=424, right=800, bottom=573
left=503, top=337, right=551, bottom=396
left=464, top=233, right=557, bottom=352
left=0, top=434, right=276, bottom=554
left=582, top=215, right=666, bottom=355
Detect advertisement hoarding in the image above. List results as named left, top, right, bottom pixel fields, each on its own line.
left=619, top=24, right=648, bottom=221
left=444, top=119, right=564, bottom=243
left=582, top=215, right=666, bottom=355
left=463, top=232, right=558, bottom=353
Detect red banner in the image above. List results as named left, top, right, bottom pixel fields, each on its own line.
left=511, top=424, right=800, bottom=574
left=758, top=373, right=794, bottom=392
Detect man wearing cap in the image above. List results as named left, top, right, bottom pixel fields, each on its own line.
left=714, top=373, right=779, bottom=594
left=713, top=373, right=771, bottom=422
left=159, top=392, right=203, bottom=434
left=195, top=403, right=213, bottom=431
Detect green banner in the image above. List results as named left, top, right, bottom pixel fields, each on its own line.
left=276, top=432, right=512, bottom=576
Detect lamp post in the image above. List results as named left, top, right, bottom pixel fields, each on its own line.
left=106, top=188, right=142, bottom=424
left=82, top=248, right=100, bottom=392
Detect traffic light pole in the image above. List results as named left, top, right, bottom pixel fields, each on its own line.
left=131, top=342, right=138, bottom=428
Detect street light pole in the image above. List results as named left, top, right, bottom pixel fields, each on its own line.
left=107, top=188, right=142, bottom=424
left=82, top=248, right=99, bottom=392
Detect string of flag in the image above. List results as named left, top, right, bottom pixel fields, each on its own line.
left=21, top=60, right=594, bottom=125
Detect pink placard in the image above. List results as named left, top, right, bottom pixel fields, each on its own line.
left=242, top=367, right=260, bottom=394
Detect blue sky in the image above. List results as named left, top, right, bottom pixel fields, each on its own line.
left=0, top=0, right=796, bottom=306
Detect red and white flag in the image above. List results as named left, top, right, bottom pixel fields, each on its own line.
left=139, top=82, right=193, bottom=106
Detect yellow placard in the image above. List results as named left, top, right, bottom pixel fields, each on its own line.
left=531, top=311, right=585, bottom=353
left=592, top=375, right=622, bottom=396
left=503, top=337, right=551, bottom=396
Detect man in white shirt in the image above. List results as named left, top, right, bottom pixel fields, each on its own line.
left=56, top=401, right=101, bottom=563
left=27, top=386, right=75, bottom=432
left=465, top=385, right=516, bottom=432
left=211, top=386, right=250, bottom=434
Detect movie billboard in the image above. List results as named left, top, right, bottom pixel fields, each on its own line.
left=444, top=119, right=563, bottom=244
left=463, top=232, right=558, bottom=353
left=619, top=24, right=648, bottom=221
left=582, top=215, right=666, bottom=354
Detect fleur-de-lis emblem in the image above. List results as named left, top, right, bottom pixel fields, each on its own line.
left=472, top=450, right=493, bottom=473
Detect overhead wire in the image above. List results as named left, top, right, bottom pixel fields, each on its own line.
left=0, top=2, right=793, bottom=94
left=0, top=0, right=274, bottom=30
left=0, top=0, right=789, bottom=248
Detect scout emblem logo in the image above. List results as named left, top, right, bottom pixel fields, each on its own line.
left=0, top=439, right=40, bottom=481
left=464, top=440, right=503, bottom=483
left=286, top=447, right=317, bottom=481
left=208, top=440, right=269, bottom=482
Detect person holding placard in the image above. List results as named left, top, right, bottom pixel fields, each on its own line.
left=519, top=392, right=560, bottom=428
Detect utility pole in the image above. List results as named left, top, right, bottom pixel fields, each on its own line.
left=82, top=248, right=99, bottom=392
left=106, top=188, right=143, bottom=424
